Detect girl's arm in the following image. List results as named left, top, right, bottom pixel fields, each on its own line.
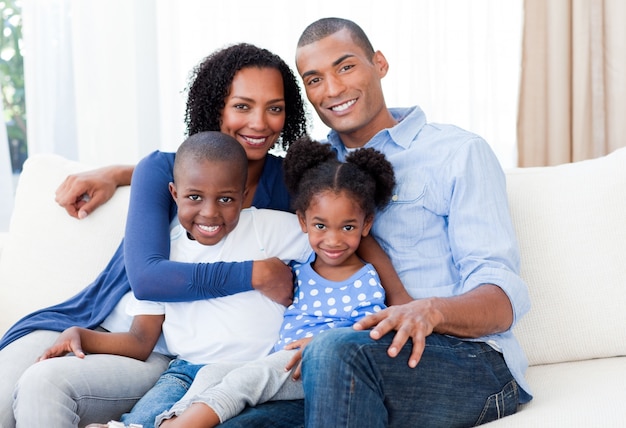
left=357, top=234, right=412, bottom=306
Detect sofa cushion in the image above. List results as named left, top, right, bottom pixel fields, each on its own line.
left=505, top=147, right=626, bottom=366
left=484, top=357, right=626, bottom=426
left=0, top=154, right=130, bottom=334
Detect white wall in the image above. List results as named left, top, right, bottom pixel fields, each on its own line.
left=21, top=0, right=522, bottom=169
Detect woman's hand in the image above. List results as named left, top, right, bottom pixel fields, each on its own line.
left=55, top=165, right=134, bottom=219
left=251, top=258, right=294, bottom=306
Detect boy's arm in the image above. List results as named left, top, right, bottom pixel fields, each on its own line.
left=357, top=234, right=412, bottom=306
left=39, top=314, right=164, bottom=362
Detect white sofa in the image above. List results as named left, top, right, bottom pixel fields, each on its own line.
left=1, top=149, right=625, bottom=426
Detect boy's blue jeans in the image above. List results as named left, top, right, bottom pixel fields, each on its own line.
left=120, top=358, right=204, bottom=427
left=218, top=330, right=518, bottom=428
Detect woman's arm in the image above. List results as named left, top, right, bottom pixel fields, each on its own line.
left=55, top=165, right=135, bottom=219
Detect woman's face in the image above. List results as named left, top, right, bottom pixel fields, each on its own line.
left=221, top=67, right=286, bottom=162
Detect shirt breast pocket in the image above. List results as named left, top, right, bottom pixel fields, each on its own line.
left=376, top=181, right=427, bottom=249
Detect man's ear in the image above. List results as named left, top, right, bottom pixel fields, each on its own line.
left=168, top=182, right=177, bottom=200
left=372, top=50, right=389, bottom=78
left=296, top=210, right=308, bottom=233
left=362, top=215, right=374, bottom=237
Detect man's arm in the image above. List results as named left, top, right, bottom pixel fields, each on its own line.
left=55, top=164, right=135, bottom=219
left=356, top=234, right=412, bottom=306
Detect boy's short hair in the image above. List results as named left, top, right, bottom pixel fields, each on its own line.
left=173, top=131, right=248, bottom=186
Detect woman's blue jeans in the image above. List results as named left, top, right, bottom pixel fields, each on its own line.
left=301, top=329, right=519, bottom=428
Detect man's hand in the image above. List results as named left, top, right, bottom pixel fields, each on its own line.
left=353, top=284, right=514, bottom=369
left=353, top=298, right=443, bottom=369
left=283, top=337, right=313, bottom=380
left=37, top=327, right=86, bottom=361
left=251, top=258, right=294, bottom=306
left=55, top=165, right=133, bottom=219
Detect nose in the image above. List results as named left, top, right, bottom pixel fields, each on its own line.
left=324, top=74, right=346, bottom=98
left=248, top=109, right=268, bottom=131
left=324, top=229, right=342, bottom=247
left=199, top=200, right=218, bottom=218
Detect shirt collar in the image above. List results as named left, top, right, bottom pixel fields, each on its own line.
left=326, top=106, right=426, bottom=157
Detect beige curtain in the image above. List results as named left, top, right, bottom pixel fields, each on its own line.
left=518, top=0, right=626, bottom=167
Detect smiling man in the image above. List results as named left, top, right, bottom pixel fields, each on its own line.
left=288, top=17, right=532, bottom=428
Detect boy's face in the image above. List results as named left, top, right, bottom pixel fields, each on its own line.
left=169, top=158, right=247, bottom=246
left=295, top=28, right=389, bottom=148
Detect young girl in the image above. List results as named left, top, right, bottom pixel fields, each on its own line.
left=155, top=136, right=409, bottom=428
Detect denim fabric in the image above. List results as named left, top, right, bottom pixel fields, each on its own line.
left=219, top=399, right=304, bottom=428
left=301, top=328, right=518, bottom=428
left=120, top=358, right=203, bottom=427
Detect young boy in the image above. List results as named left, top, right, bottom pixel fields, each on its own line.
left=38, top=131, right=313, bottom=427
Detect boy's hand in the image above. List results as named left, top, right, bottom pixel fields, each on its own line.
left=38, top=327, right=86, bottom=361
left=283, top=337, right=313, bottom=380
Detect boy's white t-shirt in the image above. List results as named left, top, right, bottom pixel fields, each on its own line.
left=127, top=207, right=311, bottom=365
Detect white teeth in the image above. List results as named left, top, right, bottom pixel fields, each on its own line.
left=331, top=99, right=356, bottom=112
left=244, top=136, right=266, bottom=144
left=198, top=225, right=219, bottom=232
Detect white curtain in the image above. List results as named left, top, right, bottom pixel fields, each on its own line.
left=0, top=97, right=14, bottom=231
left=20, top=0, right=522, bottom=169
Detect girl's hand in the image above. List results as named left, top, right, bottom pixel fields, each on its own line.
left=283, top=337, right=313, bottom=380
left=37, top=327, right=86, bottom=361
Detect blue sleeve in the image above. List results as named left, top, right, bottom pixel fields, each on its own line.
left=445, top=139, right=530, bottom=325
left=123, top=151, right=253, bottom=302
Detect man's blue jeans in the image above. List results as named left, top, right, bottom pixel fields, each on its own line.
left=120, top=358, right=204, bottom=427
left=301, top=329, right=519, bottom=428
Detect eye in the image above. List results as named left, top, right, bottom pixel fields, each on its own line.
left=339, top=64, right=354, bottom=73
left=218, top=197, right=234, bottom=203
left=269, top=105, right=284, bottom=113
left=187, top=195, right=202, bottom=201
left=234, top=104, right=249, bottom=110
left=306, top=76, right=321, bottom=86
left=314, top=223, right=325, bottom=230
left=343, top=225, right=355, bottom=231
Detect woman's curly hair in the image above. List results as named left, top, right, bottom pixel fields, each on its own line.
left=184, top=43, right=308, bottom=150
left=284, top=136, right=396, bottom=218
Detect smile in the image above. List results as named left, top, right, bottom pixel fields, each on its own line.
left=330, top=99, right=356, bottom=112
left=242, top=135, right=268, bottom=146
left=198, top=224, right=220, bottom=233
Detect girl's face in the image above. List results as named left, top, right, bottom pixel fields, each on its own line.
left=221, top=67, right=286, bottom=162
left=169, top=158, right=247, bottom=246
left=298, top=190, right=373, bottom=270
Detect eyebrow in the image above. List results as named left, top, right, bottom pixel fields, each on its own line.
left=301, top=54, right=356, bottom=79
left=230, top=95, right=285, bottom=104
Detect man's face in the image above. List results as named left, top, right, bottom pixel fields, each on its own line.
left=296, top=29, right=390, bottom=148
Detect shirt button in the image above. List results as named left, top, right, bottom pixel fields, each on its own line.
left=391, top=194, right=399, bottom=202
